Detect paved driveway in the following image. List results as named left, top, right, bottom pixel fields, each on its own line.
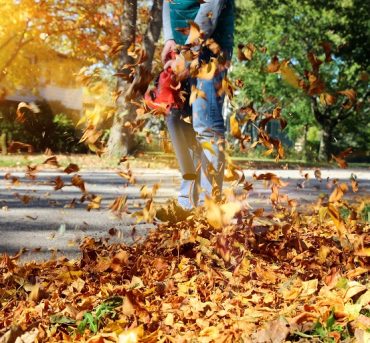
left=1, top=167, right=369, bottom=260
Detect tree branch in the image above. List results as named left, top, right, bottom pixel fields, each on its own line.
left=142, top=0, right=163, bottom=71
left=0, top=34, right=18, bottom=52
left=0, top=22, right=30, bottom=82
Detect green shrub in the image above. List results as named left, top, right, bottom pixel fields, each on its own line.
left=0, top=100, right=86, bottom=153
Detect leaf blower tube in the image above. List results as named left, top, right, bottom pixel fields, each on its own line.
left=144, top=52, right=197, bottom=180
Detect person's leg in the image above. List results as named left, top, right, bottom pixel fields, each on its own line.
left=192, top=72, right=226, bottom=205
left=166, top=110, right=200, bottom=209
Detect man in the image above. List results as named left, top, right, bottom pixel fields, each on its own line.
left=162, top=0, right=235, bottom=211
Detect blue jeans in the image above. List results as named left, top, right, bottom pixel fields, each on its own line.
left=166, top=71, right=226, bottom=209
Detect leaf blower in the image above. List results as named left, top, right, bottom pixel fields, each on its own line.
left=145, top=51, right=197, bottom=180
left=144, top=51, right=185, bottom=115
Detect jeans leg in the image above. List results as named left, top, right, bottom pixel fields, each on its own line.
left=166, top=110, right=200, bottom=209
left=178, top=155, right=200, bottom=209
left=166, top=110, right=198, bottom=180
left=192, top=72, right=226, bottom=204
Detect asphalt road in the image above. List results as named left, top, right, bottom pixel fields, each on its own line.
left=1, top=167, right=369, bottom=260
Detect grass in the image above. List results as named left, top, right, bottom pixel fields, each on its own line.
left=0, top=152, right=369, bottom=170
left=0, top=153, right=171, bottom=170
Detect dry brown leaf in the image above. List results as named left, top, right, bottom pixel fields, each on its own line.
left=267, top=56, right=280, bottom=73
left=53, top=176, right=64, bottom=190
left=71, top=174, right=86, bottom=193
left=42, top=155, right=59, bottom=167
left=64, top=163, right=80, bottom=174
left=338, top=89, right=357, bottom=109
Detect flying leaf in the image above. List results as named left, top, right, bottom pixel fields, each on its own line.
left=253, top=172, right=288, bottom=187
left=42, top=155, right=59, bottom=167
left=217, top=77, right=234, bottom=99
left=314, top=169, right=322, bottom=181
left=87, top=195, right=102, bottom=211
left=187, top=21, right=201, bottom=44
left=201, top=141, right=215, bottom=155
left=230, top=114, right=241, bottom=138
left=205, top=197, right=241, bottom=229
left=71, top=174, right=86, bottom=192
left=329, top=183, right=348, bottom=203
left=331, top=148, right=352, bottom=168
left=307, top=72, right=325, bottom=95
left=79, top=125, right=102, bottom=145
left=337, top=89, right=356, bottom=109
left=280, top=60, right=301, bottom=88
left=64, top=163, right=80, bottom=174
left=197, top=57, right=217, bottom=80
left=118, top=325, right=144, bottom=343
left=267, top=56, right=280, bottom=73
left=53, top=176, right=64, bottom=190
left=237, top=43, right=256, bottom=61
left=189, top=85, right=207, bottom=105
left=320, top=93, right=336, bottom=106
left=350, top=174, right=358, bottom=192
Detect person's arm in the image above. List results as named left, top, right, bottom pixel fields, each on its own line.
left=185, top=0, right=226, bottom=44
left=163, top=0, right=174, bottom=42
left=162, top=1, right=176, bottom=63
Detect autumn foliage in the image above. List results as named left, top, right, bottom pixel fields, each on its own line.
left=0, top=155, right=369, bottom=342
left=1, top=1, right=369, bottom=343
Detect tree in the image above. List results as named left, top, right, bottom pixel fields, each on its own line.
left=0, top=0, right=163, bottom=156
left=0, top=1, right=54, bottom=92
left=107, top=0, right=163, bottom=156
left=233, top=0, right=369, bottom=161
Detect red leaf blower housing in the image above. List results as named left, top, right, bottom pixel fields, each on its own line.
left=144, top=51, right=186, bottom=115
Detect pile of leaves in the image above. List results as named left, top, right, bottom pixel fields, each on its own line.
left=1, top=195, right=369, bottom=342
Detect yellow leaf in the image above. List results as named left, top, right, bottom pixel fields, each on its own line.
left=197, top=57, right=217, bottom=80
left=172, top=53, right=186, bottom=76
left=280, top=60, right=300, bottom=88
left=230, top=114, right=241, bottom=138
left=300, top=279, right=318, bottom=297
left=200, top=326, right=219, bottom=339
left=201, top=141, right=215, bottom=155
left=164, top=313, right=174, bottom=326
left=205, top=197, right=223, bottom=229
left=127, top=275, right=144, bottom=289
left=320, top=92, right=336, bottom=106
left=189, top=85, right=207, bottom=105
left=118, top=326, right=144, bottom=343
left=87, top=195, right=102, bottom=211
left=205, top=197, right=241, bottom=229
left=28, top=283, right=40, bottom=302
left=187, top=21, right=201, bottom=44
left=318, top=246, right=331, bottom=264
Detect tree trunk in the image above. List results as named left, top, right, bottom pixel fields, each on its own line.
left=107, top=0, right=137, bottom=157
left=107, top=0, right=163, bottom=156
left=142, top=0, right=163, bottom=72
left=318, top=126, right=334, bottom=161
left=310, top=97, right=336, bottom=161
left=302, top=123, right=308, bottom=160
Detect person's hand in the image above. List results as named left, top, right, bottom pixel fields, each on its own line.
left=161, top=39, right=176, bottom=64
left=164, top=54, right=189, bottom=80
